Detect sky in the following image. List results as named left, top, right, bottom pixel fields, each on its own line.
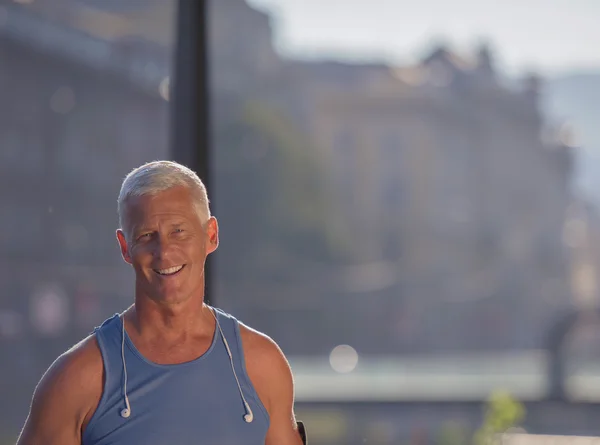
left=247, top=0, right=600, bottom=77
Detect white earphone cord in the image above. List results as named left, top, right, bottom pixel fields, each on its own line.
left=119, top=309, right=254, bottom=423
left=120, top=322, right=131, bottom=419
left=211, top=310, right=254, bottom=423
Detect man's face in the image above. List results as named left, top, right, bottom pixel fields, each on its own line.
left=116, top=186, right=218, bottom=306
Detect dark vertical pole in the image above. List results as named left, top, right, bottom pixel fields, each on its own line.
left=171, top=0, right=213, bottom=305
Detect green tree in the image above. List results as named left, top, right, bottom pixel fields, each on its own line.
left=212, top=99, right=351, bottom=278
left=473, top=390, right=526, bottom=445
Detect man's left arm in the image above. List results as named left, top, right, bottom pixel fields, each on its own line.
left=263, top=346, right=304, bottom=445
left=240, top=326, right=305, bottom=445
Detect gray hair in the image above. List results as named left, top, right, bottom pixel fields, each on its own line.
left=117, top=160, right=210, bottom=235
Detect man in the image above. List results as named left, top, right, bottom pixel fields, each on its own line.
left=17, top=161, right=305, bottom=445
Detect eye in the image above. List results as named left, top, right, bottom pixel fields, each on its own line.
left=137, top=233, right=152, bottom=241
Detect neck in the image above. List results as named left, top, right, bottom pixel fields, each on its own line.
left=127, top=294, right=214, bottom=339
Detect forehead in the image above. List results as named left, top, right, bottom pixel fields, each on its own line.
left=125, top=187, right=199, bottom=224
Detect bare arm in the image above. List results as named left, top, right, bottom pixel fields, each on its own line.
left=241, top=326, right=304, bottom=445
left=16, top=336, right=103, bottom=445
left=262, top=349, right=304, bottom=445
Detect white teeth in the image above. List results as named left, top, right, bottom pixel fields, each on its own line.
left=156, top=265, right=184, bottom=275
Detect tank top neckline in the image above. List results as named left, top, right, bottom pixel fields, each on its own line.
left=117, top=308, right=221, bottom=369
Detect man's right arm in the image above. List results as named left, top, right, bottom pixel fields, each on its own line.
left=16, top=336, right=103, bottom=445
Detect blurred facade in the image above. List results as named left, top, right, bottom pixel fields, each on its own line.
left=0, top=0, right=585, bottom=374
left=0, top=1, right=171, bottom=432
left=307, top=47, right=575, bottom=351
left=205, top=0, right=578, bottom=354
left=0, top=0, right=171, bottom=320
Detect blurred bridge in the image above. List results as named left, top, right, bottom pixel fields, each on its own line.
left=290, top=347, right=600, bottom=444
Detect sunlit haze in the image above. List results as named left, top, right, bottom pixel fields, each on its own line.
left=248, top=0, right=600, bottom=76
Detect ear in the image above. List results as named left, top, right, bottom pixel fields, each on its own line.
left=116, top=229, right=133, bottom=264
left=205, top=217, right=219, bottom=254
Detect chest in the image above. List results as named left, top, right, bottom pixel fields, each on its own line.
left=83, top=360, right=268, bottom=445
left=91, top=404, right=265, bottom=445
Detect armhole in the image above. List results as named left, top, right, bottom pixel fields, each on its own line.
left=232, top=321, right=270, bottom=425
left=81, top=331, right=109, bottom=444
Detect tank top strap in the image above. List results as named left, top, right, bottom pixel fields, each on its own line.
left=212, top=307, right=243, bottom=366
left=212, top=306, right=270, bottom=424
left=92, top=314, right=125, bottom=403
left=212, top=307, right=236, bottom=340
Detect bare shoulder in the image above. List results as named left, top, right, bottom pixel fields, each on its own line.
left=238, top=323, right=295, bottom=411
left=17, top=334, right=103, bottom=445
left=238, top=323, right=290, bottom=368
left=40, top=334, right=103, bottom=408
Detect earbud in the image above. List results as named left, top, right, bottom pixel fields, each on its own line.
left=121, top=408, right=131, bottom=418
left=243, top=401, right=253, bottom=423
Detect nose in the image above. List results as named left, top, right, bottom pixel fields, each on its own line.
left=152, top=234, right=175, bottom=260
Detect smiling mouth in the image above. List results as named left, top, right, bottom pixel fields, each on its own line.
left=153, top=265, right=185, bottom=276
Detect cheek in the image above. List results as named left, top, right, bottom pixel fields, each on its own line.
left=130, top=245, right=154, bottom=263
left=189, top=245, right=206, bottom=260
left=187, top=245, right=207, bottom=263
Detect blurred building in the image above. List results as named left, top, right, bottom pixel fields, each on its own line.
left=0, top=0, right=175, bottom=430
left=565, top=199, right=600, bottom=310
left=0, top=0, right=583, bottom=357
left=306, top=45, right=575, bottom=351
left=0, top=1, right=172, bottom=340
left=209, top=0, right=281, bottom=93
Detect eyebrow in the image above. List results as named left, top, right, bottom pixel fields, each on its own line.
left=132, top=221, right=188, bottom=234
left=132, top=226, right=154, bottom=235
left=138, top=224, right=184, bottom=234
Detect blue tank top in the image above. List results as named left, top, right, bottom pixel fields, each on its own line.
left=82, top=308, right=270, bottom=445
